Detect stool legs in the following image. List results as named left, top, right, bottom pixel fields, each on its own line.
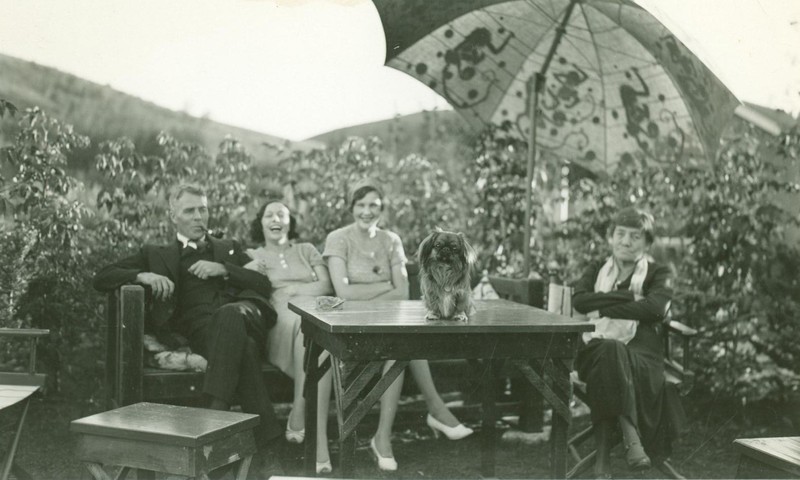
left=1, top=398, right=31, bottom=480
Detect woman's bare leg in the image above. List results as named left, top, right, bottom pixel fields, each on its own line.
left=373, top=360, right=404, bottom=457
left=289, top=334, right=332, bottom=463
left=409, top=359, right=460, bottom=427
left=316, top=352, right=332, bottom=463
left=288, top=331, right=307, bottom=431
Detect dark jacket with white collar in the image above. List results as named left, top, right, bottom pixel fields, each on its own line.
left=93, top=236, right=276, bottom=343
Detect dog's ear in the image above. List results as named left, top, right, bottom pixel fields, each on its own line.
left=457, top=232, right=477, bottom=265
left=417, top=232, right=438, bottom=264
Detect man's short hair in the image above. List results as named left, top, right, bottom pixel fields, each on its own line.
left=168, top=184, right=206, bottom=211
left=609, top=207, right=656, bottom=245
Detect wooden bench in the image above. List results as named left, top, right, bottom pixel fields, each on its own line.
left=104, top=285, right=294, bottom=409
left=71, top=402, right=258, bottom=480
left=103, top=262, right=472, bottom=411
left=734, top=437, right=800, bottom=479
left=0, top=328, right=49, bottom=480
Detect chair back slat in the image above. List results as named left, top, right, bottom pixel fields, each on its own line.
left=487, top=276, right=544, bottom=308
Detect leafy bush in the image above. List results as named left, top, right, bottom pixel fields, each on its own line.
left=275, top=137, right=468, bottom=255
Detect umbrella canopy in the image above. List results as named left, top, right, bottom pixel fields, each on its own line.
left=375, top=0, right=740, bottom=172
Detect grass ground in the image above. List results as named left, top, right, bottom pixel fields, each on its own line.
left=7, top=392, right=799, bottom=479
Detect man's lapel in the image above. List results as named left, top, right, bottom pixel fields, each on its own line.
left=157, top=243, right=181, bottom=281
left=210, top=237, right=235, bottom=262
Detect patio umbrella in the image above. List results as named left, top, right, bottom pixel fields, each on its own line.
left=373, top=0, right=740, bottom=276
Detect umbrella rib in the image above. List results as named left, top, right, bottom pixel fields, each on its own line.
left=576, top=2, right=610, bottom=168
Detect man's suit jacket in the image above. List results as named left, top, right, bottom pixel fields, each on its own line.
left=93, top=236, right=276, bottom=340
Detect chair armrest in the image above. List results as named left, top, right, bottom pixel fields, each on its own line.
left=106, top=285, right=146, bottom=408
left=666, top=320, right=697, bottom=337
left=0, top=328, right=50, bottom=338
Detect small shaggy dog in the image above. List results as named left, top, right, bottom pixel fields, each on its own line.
left=418, top=230, right=477, bottom=321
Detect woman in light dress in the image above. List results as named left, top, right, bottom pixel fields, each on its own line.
left=323, top=182, right=472, bottom=472
left=245, top=199, right=334, bottom=474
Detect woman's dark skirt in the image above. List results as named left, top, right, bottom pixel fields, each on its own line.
left=576, top=323, right=687, bottom=462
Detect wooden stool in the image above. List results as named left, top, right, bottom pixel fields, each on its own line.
left=71, top=402, right=258, bottom=480
left=734, top=437, right=800, bottom=479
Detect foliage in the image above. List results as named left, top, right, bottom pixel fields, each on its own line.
left=0, top=103, right=98, bottom=399
left=275, top=136, right=467, bottom=255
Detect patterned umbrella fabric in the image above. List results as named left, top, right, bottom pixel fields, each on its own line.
left=375, top=0, right=740, bottom=173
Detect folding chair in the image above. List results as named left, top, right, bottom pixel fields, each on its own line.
left=545, top=284, right=697, bottom=480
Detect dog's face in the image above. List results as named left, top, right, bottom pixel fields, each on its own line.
left=418, top=231, right=476, bottom=269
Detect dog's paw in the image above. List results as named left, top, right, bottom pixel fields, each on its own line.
left=453, top=312, right=468, bottom=322
left=425, top=311, right=441, bottom=321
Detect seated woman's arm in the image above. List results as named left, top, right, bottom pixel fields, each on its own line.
left=327, top=256, right=393, bottom=300
left=573, top=262, right=671, bottom=325
left=370, top=262, right=409, bottom=300
left=286, top=264, right=334, bottom=297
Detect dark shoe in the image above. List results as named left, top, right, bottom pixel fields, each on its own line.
left=625, top=441, right=651, bottom=470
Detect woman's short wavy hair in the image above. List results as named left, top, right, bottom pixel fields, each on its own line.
left=250, top=199, right=298, bottom=243
left=608, top=207, right=656, bottom=245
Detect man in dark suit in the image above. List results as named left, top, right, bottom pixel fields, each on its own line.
left=93, top=183, right=283, bottom=476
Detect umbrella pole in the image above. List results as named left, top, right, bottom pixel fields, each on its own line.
left=523, top=0, right=578, bottom=278
left=524, top=73, right=544, bottom=278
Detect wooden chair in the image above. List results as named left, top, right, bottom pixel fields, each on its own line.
left=487, top=276, right=547, bottom=434
left=545, top=284, right=698, bottom=479
left=104, top=285, right=294, bottom=409
left=0, top=327, right=49, bottom=480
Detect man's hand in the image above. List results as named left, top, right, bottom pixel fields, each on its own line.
left=188, top=260, right=228, bottom=280
left=136, top=272, right=175, bottom=301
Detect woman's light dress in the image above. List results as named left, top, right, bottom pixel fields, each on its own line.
left=247, top=242, right=325, bottom=377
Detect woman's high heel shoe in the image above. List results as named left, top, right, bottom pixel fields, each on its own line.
left=369, top=437, right=398, bottom=471
left=426, top=414, right=474, bottom=440
left=316, top=460, right=333, bottom=474
left=285, top=419, right=305, bottom=444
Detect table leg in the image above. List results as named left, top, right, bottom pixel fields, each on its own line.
left=83, top=463, right=112, bottom=480
left=234, top=455, right=252, bottom=480
left=549, top=359, right=572, bottom=479
left=339, top=430, right=357, bottom=478
left=303, top=338, right=327, bottom=476
left=480, top=359, right=497, bottom=478
left=1, top=397, right=30, bottom=480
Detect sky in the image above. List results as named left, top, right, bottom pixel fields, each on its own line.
left=0, top=0, right=798, bottom=141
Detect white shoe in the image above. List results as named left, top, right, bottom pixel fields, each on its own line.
left=369, top=437, right=398, bottom=471
left=316, top=460, right=333, bottom=474
left=285, top=419, right=305, bottom=444
left=426, top=414, right=474, bottom=440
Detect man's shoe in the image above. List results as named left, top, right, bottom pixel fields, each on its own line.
left=625, top=441, right=651, bottom=470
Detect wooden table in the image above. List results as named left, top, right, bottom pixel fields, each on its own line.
left=71, top=402, right=259, bottom=480
left=289, top=298, right=593, bottom=478
left=734, top=437, right=800, bottom=479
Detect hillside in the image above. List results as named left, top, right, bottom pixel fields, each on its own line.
left=308, top=109, right=477, bottom=176
left=0, top=53, right=322, bottom=170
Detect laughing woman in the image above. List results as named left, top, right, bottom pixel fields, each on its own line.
left=245, top=199, right=334, bottom=474
left=323, top=181, right=472, bottom=472
left=572, top=208, right=685, bottom=478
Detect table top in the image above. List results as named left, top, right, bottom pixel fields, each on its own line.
left=289, top=298, right=593, bottom=334
left=0, top=384, right=39, bottom=410
left=70, top=402, right=259, bottom=447
left=734, top=437, right=800, bottom=471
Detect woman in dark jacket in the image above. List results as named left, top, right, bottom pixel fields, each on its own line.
left=572, top=208, right=685, bottom=478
